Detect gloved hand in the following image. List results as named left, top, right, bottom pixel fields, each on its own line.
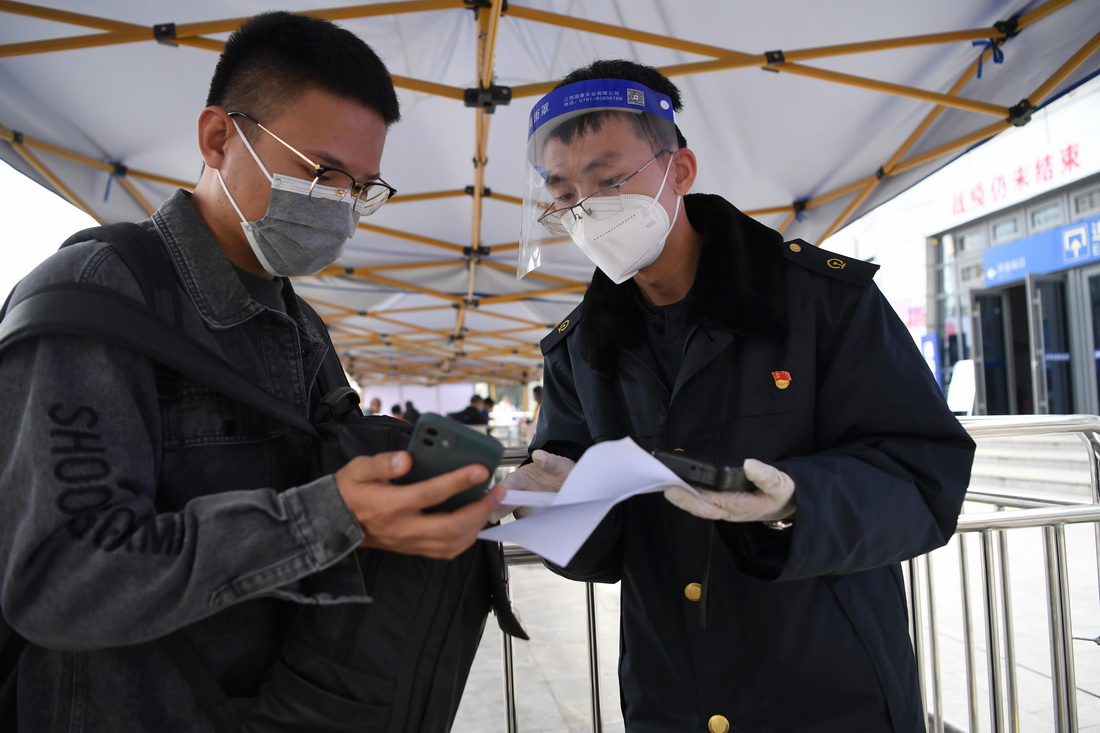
left=494, top=449, right=575, bottom=520
left=663, top=458, right=796, bottom=524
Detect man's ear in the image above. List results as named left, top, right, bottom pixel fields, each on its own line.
left=197, top=106, right=232, bottom=169
left=671, top=147, right=697, bottom=195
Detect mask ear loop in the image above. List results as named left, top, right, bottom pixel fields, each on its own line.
left=215, top=117, right=274, bottom=225
left=655, top=151, right=683, bottom=231
left=230, top=117, right=274, bottom=182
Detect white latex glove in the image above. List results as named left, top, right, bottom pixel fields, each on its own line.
left=494, top=449, right=575, bottom=520
left=663, top=458, right=796, bottom=524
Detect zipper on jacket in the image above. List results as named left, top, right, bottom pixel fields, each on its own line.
left=622, top=349, right=671, bottom=399
left=680, top=324, right=700, bottom=364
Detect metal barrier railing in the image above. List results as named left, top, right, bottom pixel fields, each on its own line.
left=494, top=414, right=1100, bottom=733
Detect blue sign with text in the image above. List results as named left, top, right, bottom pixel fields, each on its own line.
left=983, top=213, right=1100, bottom=286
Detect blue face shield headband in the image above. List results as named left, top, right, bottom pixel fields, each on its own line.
left=526, top=79, right=677, bottom=170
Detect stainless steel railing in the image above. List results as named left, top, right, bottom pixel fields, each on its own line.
left=495, top=414, right=1100, bottom=733
left=910, top=414, right=1100, bottom=733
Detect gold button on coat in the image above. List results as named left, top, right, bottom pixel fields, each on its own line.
left=708, top=714, right=730, bottom=733
left=788, top=242, right=802, bottom=253
left=684, top=582, right=702, bottom=602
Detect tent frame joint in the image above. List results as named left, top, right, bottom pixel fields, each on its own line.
left=1007, top=98, right=1036, bottom=127
left=464, top=245, right=491, bottom=261
left=464, top=85, right=512, bottom=113
left=153, top=23, right=178, bottom=47
left=764, top=49, right=786, bottom=68
left=463, top=0, right=508, bottom=17
left=995, top=15, right=1020, bottom=40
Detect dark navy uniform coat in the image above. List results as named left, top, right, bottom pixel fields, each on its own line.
left=531, top=194, right=975, bottom=733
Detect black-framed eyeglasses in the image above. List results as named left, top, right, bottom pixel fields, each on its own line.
left=537, top=149, right=673, bottom=236
left=228, top=111, right=396, bottom=216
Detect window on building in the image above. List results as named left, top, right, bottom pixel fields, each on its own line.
left=991, top=217, right=1020, bottom=244
left=957, top=230, right=984, bottom=252
left=960, top=264, right=984, bottom=282
left=1074, top=188, right=1100, bottom=218
left=1029, top=200, right=1064, bottom=231
left=938, top=265, right=954, bottom=295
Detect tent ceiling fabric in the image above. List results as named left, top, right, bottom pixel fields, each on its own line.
left=2, top=0, right=1098, bottom=385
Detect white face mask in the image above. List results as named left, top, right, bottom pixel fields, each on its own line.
left=216, top=119, right=360, bottom=277
left=561, top=155, right=682, bottom=284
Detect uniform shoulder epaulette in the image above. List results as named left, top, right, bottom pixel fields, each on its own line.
left=540, top=302, right=583, bottom=355
left=780, top=238, right=879, bottom=287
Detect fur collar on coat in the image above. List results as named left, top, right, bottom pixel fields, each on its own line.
left=579, top=193, right=788, bottom=376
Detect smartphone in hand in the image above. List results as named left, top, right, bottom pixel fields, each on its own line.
left=394, top=413, right=504, bottom=512
left=650, top=449, right=748, bottom=492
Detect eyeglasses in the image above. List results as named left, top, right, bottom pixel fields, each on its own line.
left=537, top=149, right=673, bottom=236
left=228, top=111, right=396, bottom=216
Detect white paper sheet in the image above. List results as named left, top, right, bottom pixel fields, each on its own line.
left=479, top=437, right=696, bottom=566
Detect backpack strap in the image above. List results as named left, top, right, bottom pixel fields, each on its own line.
left=61, top=222, right=183, bottom=325
left=0, top=283, right=319, bottom=438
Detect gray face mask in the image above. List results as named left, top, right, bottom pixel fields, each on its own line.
left=216, top=120, right=360, bottom=277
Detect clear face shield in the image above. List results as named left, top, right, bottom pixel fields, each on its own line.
left=518, top=79, right=677, bottom=279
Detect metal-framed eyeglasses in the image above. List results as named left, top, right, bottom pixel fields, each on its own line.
left=228, top=111, right=396, bottom=216
left=537, top=149, right=673, bottom=236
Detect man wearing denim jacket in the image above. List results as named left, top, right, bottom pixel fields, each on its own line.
left=0, top=12, right=503, bottom=731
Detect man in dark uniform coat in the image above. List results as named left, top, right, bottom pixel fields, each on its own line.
left=504, top=59, right=976, bottom=732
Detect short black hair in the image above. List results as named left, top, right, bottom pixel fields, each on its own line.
left=207, top=11, right=400, bottom=130
left=552, top=59, right=687, bottom=150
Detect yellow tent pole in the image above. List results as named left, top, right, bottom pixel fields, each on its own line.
left=783, top=28, right=1011, bottom=62
left=115, top=176, right=156, bottom=215
left=817, top=35, right=993, bottom=242
left=477, top=258, right=587, bottom=287
left=775, top=211, right=797, bottom=235
left=341, top=272, right=466, bottom=303
left=354, top=222, right=467, bottom=253
left=388, top=188, right=468, bottom=203
left=388, top=75, right=466, bottom=100
left=1028, top=29, right=1100, bottom=104
left=775, top=63, right=1008, bottom=117
left=319, top=258, right=468, bottom=275
left=479, top=284, right=588, bottom=305
left=486, top=191, right=523, bottom=205
left=891, top=121, right=1010, bottom=177
left=1016, top=0, right=1078, bottom=31
left=505, top=5, right=756, bottom=62
left=7, top=140, right=102, bottom=224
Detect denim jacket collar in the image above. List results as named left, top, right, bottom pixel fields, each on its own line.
left=151, top=189, right=271, bottom=330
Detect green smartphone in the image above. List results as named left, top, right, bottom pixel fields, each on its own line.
left=394, top=412, right=504, bottom=513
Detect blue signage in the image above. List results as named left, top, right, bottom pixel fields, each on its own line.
left=983, top=213, right=1100, bottom=286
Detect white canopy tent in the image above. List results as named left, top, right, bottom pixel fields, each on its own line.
left=2, top=0, right=1098, bottom=385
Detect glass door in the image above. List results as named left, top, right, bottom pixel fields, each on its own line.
left=1084, top=267, right=1100, bottom=413
left=971, top=290, right=1013, bottom=414
left=1025, top=274, right=1073, bottom=414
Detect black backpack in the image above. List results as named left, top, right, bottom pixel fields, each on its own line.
left=0, top=223, right=526, bottom=732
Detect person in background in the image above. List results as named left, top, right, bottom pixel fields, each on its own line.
left=503, top=59, right=975, bottom=732
left=404, top=399, right=422, bottom=425
left=390, top=403, right=404, bottom=420
left=450, top=394, right=490, bottom=425
left=364, top=396, right=383, bottom=415
left=527, top=384, right=543, bottom=441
